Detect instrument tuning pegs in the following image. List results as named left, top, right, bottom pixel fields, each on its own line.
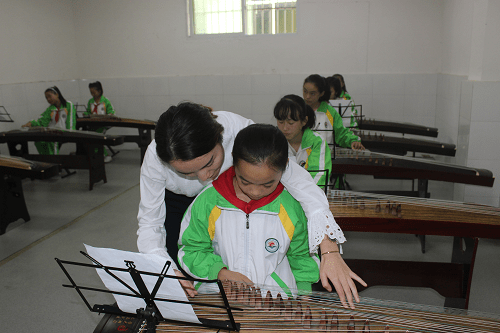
left=347, top=315, right=356, bottom=332
left=389, top=158, right=393, bottom=167
left=391, top=204, right=398, bottom=216
left=318, top=310, right=327, bottom=331
left=362, top=319, right=371, bottom=333
left=397, top=204, right=402, bottom=218
left=375, top=201, right=381, bottom=213
left=330, top=311, right=339, bottom=331
left=385, top=201, right=391, bottom=214
left=264, top=290, right=273, bottom=310
left=303, top=306, right=312, bottom=328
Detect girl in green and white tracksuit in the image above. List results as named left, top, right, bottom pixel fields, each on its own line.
left=303, top=74, right=364, bottom=151
left=178, top=124, right=319, bottom=297
left=22, top=86, right=76, bottom=155
left=274, top=94, right=331, bottom=188
left=85, top=81, right=115, bottom=117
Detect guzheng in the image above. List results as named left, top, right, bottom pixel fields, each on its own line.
left=0, top=155, right=60, bottom=234
left=0, top=154, right=59, bottom=179
left=328, top=190, right=500, bottom=239
left=0, top=127, right=125, bottom=190
left=0, top=127, right=124, bottom=145
left=328, top=190, right=500, bottom=308
left=357, top=132, right=456, bottom=156
left=330, top=148, right=494, bottom=187
left=357, top=118, right=439, bottom=138
left=94, top=282, right=500, bottom=332
left=76, top=115, right=156, bottom=164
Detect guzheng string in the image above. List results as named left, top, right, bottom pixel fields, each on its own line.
left=135, top=282, right=500, bottom=332
left=328, top=190, right=500, bottom=217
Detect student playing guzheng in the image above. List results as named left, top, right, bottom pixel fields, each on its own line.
left=178, top=124, right=320, bottom=295
left=303, top=74, right=364, bottom=150
left=22, top=86, right=76, bottom=155
left=327, top=75, right=358, bottom=128
left=273, top=94, right=332, bottom=188
left=137, top=102, right=366, bottom=308
left=85, top=81, right=116, bottom=162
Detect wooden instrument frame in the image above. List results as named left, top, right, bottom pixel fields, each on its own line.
left=76, top=115, right=156, bottom=164
left=0, top=129, right=125, bottom=190
left=0, top=156, right=60, bottom=234
left=357, top=118, right=439, bottom=138
left=328, top=190, right=500, bottom=309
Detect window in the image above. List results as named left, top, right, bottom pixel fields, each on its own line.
left=187, top=0, right=297, bottom=36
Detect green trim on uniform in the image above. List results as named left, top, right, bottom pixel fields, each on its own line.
left=300, top=128, right=332, bottom=187
left=271, top=272, right=293, bottom=299
left=316, top=101, right=360, bottom=148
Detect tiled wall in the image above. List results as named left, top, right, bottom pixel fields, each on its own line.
left=438, top=74, right=500, bottom=207
left=2, top=72, right=497, bottom=206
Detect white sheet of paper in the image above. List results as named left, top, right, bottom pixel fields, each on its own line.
left=84, top=244, right=201, bottom=324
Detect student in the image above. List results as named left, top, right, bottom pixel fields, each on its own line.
left=178, top=124, right=320, bottom=295
left=85, top=81, right=115, bottom=116
left=302, top=74, right=364, bottom=150
left=333, top=73, right=352, bottom=100
left=274, top=94, right=332, bottom=189
left=85, top=81, right=115, bottom=162
left=327, top=76, right=358, bottom=128
left=138, top=102, right=366, bottom=308
left=22, top=86, right=76, bottom=155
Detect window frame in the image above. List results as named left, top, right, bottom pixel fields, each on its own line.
left=186, top=0, right=297, bottom=37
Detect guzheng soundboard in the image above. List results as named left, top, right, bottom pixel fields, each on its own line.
left=329, top=190, right=500, bottom=309
left=93, top=282, right=500, bottom=332
left=356, top=132, right=456, bottom=156
left=330, top=148, right=494, bottom=187
left=357, top=118, right=439, bottom=138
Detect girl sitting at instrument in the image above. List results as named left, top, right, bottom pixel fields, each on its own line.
left=303, top=74, right=364, bottom=150
left=84, top=81, right=116, bottom=162
left=333, top=73, right=351, bottom=100
left=274, top=94, right=331, bottom=189
left=327, top=76, right=359, bottom=129
left=22, top=86, right=76, bottom=155
left=178, top=124, right=320, bottom=297
left=85, top=81, right=115, bottom=116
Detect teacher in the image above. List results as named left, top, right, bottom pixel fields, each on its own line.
left=137, top=102, right=366, bottom=308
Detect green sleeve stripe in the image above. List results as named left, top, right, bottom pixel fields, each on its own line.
left=270, top=272, right=293, bottom=299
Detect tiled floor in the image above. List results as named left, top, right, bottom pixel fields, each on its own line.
left=1, top=150, right=499, bottom=333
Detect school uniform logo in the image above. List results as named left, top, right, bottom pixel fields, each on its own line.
left=299, top=160, right=306, bottom=167
left=265, top=238, right=279, bottom=253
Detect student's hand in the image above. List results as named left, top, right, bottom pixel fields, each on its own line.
left=351, top=141, right=365, bottom=151
left=218, top=268, right=253, bottom=285
left=22, top=122, right=32, bottom=128
left=319, top=236, right=367, bottom=309
left=174, top=269, right=198, bottom=298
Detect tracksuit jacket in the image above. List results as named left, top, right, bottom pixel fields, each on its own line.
left=313, top=101, right=360, bottom=147
left=85, top=96, right=115, bottom=116
left=288, top=128, right=332, bottom=188
left=178, top=167, right=320, bottom=297
left=29, top=101, right=76, bottom=155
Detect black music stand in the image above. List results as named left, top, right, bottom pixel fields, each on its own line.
left=0, top=106, right=14, bottom=123
left=55, top=251, right=241, bottom=333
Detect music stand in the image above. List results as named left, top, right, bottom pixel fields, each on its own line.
left=55, top=251, right=242, bottom=333
left=0, top=106, right=14, bottom=122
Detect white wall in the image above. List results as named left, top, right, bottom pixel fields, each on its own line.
left=0, top=0, right=78, bottom=85
left=71, top=0, right=443, bottom=79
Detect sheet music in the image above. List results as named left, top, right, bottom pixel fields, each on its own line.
left=84, top=244, right=201, bottom=324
